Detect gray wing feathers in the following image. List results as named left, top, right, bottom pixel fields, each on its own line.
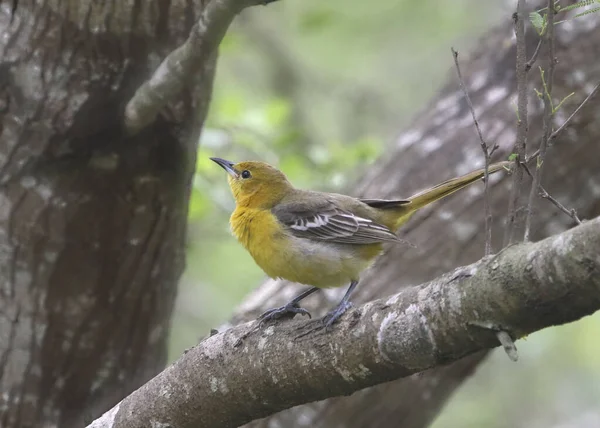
left=272, top=200, right=400, bottom=245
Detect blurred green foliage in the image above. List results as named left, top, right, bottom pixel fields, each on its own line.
left=170, top=1, right=600, bottom=426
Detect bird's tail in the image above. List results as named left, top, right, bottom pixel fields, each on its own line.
left=392, top=160, right=511, bottom=228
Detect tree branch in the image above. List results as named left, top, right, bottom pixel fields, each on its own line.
left=123, top=0, right=278, bottom=135
left=524, top=0, right=555, bottom=242
left=451, top=47, right=498, bottom=255
left=88, top=217, right=600, bottom=428
left=505, top=0, right=529, bottom=245
left=527, top=81, right=600, bottom=161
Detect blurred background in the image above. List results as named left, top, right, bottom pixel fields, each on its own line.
left=173, top=1, right=600, bottom=427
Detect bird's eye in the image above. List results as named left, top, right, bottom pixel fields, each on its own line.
left=241, top=170, right=251, bottom=179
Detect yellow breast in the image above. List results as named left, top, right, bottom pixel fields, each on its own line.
left=230, top=208, right=291, bottom=280
left=230, top=208, right=383, bottom=288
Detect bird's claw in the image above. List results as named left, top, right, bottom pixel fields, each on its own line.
left=293, top=301, right=354, bottom=340
left=258, top=302, right=311, bottom=325
left=322, top=300, right=353, bottom=330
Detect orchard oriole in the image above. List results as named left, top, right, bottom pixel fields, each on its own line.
left=211, top=157, right=509, bottom=329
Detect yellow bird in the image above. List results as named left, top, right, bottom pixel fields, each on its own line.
left=211, top=157, right=509, bottom=328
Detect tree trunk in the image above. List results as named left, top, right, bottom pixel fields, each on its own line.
left=234, top=13, right=600, bottom=428
left=0, top=2, right=214, bottom=427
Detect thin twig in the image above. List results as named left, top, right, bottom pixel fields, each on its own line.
left=123, top=0, right=279, bottom=135
left=451, top=47, right=495, bottom=255
left=528, top=81, right=600, bottom=161
left=496, top=330, right=519, bottom=362
left=539, top=188, right=582, bottom=224
left=524, top=0, right=556, bottom=242
left=521, top=162, right=581, bottom=225
left=505, top=0, right=529, bottom=246
left=467, top=321, right=519, bottom=362
left=525, top=39, right=543, bottom=71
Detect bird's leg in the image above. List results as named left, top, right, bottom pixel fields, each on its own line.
left=258, top=287, right=319, bottom=324
left=322, top=280, right=358, bottom=330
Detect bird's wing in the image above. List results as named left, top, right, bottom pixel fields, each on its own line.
left=272, top=199, right=400, bottom=245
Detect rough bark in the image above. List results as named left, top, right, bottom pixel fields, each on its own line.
left=89, top=217, right=600, bottom=428
left=232, top=11, right=600, bottom=428
left=0, top=2, right=214, bottom=427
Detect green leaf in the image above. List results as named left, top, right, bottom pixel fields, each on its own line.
left=529, top=11, right=545, bottom=34
left=508, top=153, right=518, bottom=161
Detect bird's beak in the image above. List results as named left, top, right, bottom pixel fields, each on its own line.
left=210, top=157, right=239, bottom=178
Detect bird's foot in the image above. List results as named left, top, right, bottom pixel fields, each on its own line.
left=322, top=300, right=353, bottom=330
left=234, top=303, right=311, bottom=347
left=258, top=302, right=311, bottom=325
left=293, top=301, right=353, bottom=340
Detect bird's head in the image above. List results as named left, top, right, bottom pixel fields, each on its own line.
left=210, top=158, right=293, bottom=209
